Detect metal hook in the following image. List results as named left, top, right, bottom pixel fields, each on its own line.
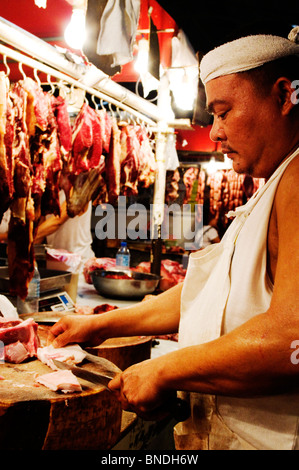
left=33, top=68, right=41, bottom=88
left=3, top=56, right=10, bottom=76
left=47, top=74, right=55, bottom=95
left=91, top=94, right=99, bottom=110
left=108, top=102, right=115, bottom=117
left=19, top=62, right=26, bottom=80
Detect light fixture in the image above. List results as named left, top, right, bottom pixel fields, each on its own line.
left=34, top=0, right=47, bottom=7
left=64, top=8, right=86, bottom=50
left=169, top=67, right=197, bottom=111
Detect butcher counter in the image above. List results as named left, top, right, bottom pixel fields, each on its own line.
left=0, top=272, right=178, bottom=451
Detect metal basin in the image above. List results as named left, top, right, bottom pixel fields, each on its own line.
left=91, top=269, right=161, bottom=300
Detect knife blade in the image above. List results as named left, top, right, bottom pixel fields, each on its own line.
left=53, top=359, right=114, bottom=389
left=53, top=358, right=190, bottom=422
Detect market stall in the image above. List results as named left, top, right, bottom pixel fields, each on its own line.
left=0, top=11, right=187, bottom=450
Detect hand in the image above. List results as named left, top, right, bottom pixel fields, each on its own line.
left=108, top=358, right=176, bottom=421
left=48, top=315, right=103, bottom=348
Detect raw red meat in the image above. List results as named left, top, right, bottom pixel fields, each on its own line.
left=96, top=108, right=112, bottom=154
left=4, top=341, right=30, bottom=364
left=0, top=317, right=39, bottom=363
left=135, top=259, right=186, bottom=291
left=83, top=257, right=116, bottom=284
left=105, top=116, right=121, bottom=204
left=51, top=95, right=72, bottom=160
left=93, top=304, right=119, bottom=314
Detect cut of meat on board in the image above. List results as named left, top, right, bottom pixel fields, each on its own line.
left=35, top=370, right=82, bottom=394
left=37, top=344, right=86, bottom=370
left=0, top=317, right=39, bottom=363
left=4, top=341, right=30, bottom=364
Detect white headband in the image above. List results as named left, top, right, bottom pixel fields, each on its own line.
left=200, top=26, right=299, bottom=85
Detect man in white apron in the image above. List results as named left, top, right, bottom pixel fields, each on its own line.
left=50, top=27, right=299, bottom=450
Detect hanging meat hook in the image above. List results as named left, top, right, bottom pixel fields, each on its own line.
left=33, top=68, right=41, bottom=87
left=19, top=62, right=26, bottom=80
left=3, top=55, right=10, bottom=76
left=47, top=74, right=55, bottom=95
left=91, top=94, right=99, bottom=110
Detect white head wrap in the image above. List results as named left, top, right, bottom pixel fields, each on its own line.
left=200, top=26, right=299, bottom=85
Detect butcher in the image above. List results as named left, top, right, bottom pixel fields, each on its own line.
left=49, top=27, right=299, bottom=450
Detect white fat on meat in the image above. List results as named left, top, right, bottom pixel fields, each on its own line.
left=37, top=344, right=86, bottom=370
left=35, top=370, right=82, bottom=394
left=4, top=341, right=30, bottom=364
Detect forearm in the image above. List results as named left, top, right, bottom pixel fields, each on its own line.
left=34, top=203, right=68, bottom=244
left=155, top=309, right=299, bottom=397
left=50, top=282, right=183, bottom=347
left=96, top=282, right=183, bottom=339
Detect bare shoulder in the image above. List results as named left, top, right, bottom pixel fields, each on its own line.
left=275, top=154, right=299, bottom=211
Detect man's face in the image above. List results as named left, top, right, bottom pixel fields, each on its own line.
left=206, top=74, right=282, bottom=178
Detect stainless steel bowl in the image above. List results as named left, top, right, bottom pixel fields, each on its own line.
left=91, top=269, right=161, bottom=300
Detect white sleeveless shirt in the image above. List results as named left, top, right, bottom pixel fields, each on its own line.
left=178, top=147, right=299, bottom=450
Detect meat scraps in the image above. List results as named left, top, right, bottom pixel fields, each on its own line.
left=35, top=370, right=82, bottom=394
left=37, top=344, right=86, bottom=370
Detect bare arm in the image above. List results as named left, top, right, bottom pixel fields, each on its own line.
left=49, top=282, right=183, bottom=347
left=109, top=158, right=299, bottom=414
left=34, top=201, right=69, bottom=244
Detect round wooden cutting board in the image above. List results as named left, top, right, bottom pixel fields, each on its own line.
left=87, top=336, right=153, bottom=370
left=0, top=324, right=152, bottom=450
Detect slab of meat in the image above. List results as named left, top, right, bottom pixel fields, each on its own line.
left=135, top=125, right=156, bottom=188
left=64, top=103, right=106, bottom=216
left=135, top=259, right=186, bottom=291
left=83, top=257, right=116, bottom=284
left=35, top=370, right=82, bottom=394
left=51, top=95, right=72, bottom=161
left=4, top=341, right=30, bottom=364
left=37, top=344, right=86, bottom=371
left=0, top=317, right=39, bottom=363
left=96, top=108, right=112, bottom=154
left=120, top=124, right=141, bottom=196
left=105, top=116, right=121, bottom=204
left=0, top=72, right=14, bottom=222
left=93, top=304, right=118, bottom=314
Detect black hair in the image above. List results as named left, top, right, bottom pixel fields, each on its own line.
left=240, top=55, right=299, bottom=97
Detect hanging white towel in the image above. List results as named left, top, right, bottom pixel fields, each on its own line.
left=97, top=0, right=140, bottom=67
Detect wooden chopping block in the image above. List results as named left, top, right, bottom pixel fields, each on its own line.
left=86, top=336, right=153, bottom=371
left=0, top=358, right=122, bottom=450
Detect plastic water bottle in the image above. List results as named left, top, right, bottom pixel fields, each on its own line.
left=17, top=263, right=40, bottom=314
left=115, top=241, right=130, bottom=270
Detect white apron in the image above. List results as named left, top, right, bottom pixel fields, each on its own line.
left=175, top=148, right=299, bottom=450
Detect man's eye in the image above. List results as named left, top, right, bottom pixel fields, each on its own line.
left=218, top=111, right=227, bottom=119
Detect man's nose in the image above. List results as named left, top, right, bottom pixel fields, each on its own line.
left=210, top=120, right=226, bottom=142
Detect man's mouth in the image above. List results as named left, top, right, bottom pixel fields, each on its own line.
left=222, top=148, right=236, bottom=158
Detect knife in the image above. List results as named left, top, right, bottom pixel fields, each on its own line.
left=53, top=359, right=190, bottom=422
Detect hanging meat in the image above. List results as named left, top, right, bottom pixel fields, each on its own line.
left=7, top=77, right=66, bottom=299
left=104, top=121, right=156, bottom=204
left=0, top=70, right=157, bottom=300
left=165, top=169, right=180, bottom=203
left=63, top=102, right=107, bottom=217
left=0, top=72, right=14, bottom=223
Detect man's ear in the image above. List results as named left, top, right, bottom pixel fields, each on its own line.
left=274, top=77, right=297, bottom=116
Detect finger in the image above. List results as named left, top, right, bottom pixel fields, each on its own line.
left=50, top=320, right=66, bottom=337
left=108, top=374, right=122, bottom=392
